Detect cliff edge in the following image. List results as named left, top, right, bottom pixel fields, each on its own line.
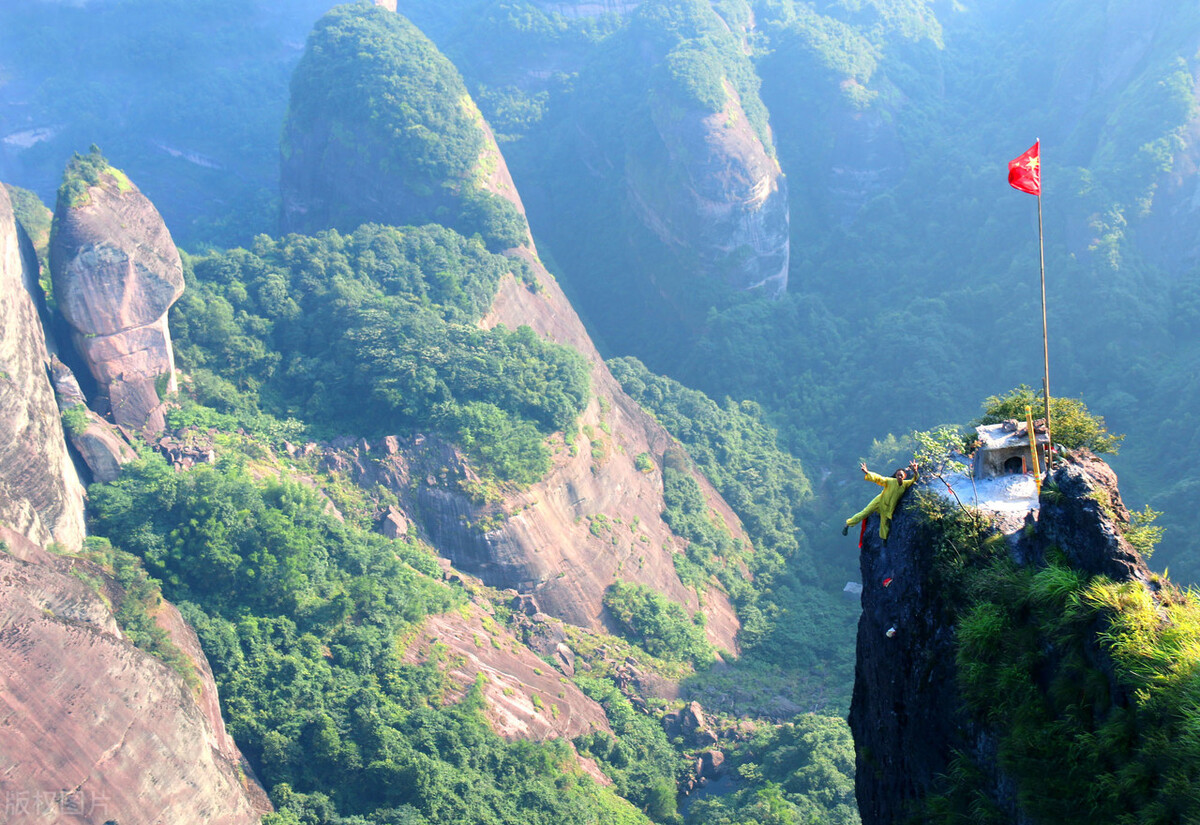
left=848, top=450, right=1191, bottom=824
left=0, top=184, right=86, bottom=550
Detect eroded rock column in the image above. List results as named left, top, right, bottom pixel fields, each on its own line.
left=50, top=158, right=184, bottom=435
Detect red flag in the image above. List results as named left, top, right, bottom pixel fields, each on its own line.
left=1008, top=141, right=1041, bottom=195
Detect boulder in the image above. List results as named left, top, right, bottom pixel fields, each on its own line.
left=49, top=154, right=184, bottom=435
left=49, top=355, right=136, bottom=483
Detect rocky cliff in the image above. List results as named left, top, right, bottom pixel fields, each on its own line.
left=626, top=79, right=789, bottom=295
left=49, top=153, right=184, bottom=435
left=280, top=3, right=531, bottom=252
left=0, top=184, right=86, bottom=550
left=401, top=602, right=612, bottom=742
left=279, top=3, right=747, bottom=655
left=479, top=251, right=744, bottom=654
left=849, top=452, right=1170, bottom=824
left=0, top=527, right=267, bottom=825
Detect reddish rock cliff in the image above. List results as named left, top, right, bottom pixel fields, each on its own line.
left=402, top=604, right=612, bottom=742
left=49, top=159, right=184, bottom=435
left=480, top=249, right=744, bottom=654
left=0, top=528, right=267, bottom=825
left=0, top=185, right=86, bottom=550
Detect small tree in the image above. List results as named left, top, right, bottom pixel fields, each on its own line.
left=977, top=385, right=1123, bottom=454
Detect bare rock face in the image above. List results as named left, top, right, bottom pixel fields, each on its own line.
left=402, top=605, right=611, bottom=742
left=0, top=185, right=86, bottom=550
left=48, top=355, right=137, bottom=483
left=49, top=159, right=183, bottom=435
left=627, top=81, right=790, bottom=295
left=0, top=527, right=267, bottom=825
left=478, top=251, right=745, bottom=655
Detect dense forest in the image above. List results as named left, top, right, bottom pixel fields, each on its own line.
left=3, top=0, right=1200, bottom=823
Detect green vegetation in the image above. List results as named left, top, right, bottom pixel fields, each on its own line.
left=283, top=2, right=528, bottom=250
left=5, top=183, right=52, bottom=248
left=80, top=536, right=197, bottom=687
left=87, top=453, right=647, bottom=825
left=603, top=581, right=716, bottom=668
left=56, top=146, right=129, bottom=209
left=609, top=357, right=854, bottom=692
left=631, top=0, right=774, bottom=149
left=171, top=223, right=588, bottom=484
left=907, top=490, right=1200, bottom=824
left=688, top=714, right=859, bottom=825
left=575, top=677, right=686, bottom=824
left=1124, top=505, right=1165, bottom=558
left=977, top=385, right=1124, bottom=454
left=60, top=403, right=89, bottom=438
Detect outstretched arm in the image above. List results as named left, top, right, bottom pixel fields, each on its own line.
left=860, top=463, right=888, bottom=486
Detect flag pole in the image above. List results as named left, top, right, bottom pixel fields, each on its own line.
left=1036, top=164, right=1052, bottom=471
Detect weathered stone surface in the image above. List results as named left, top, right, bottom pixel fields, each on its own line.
left=49, top=355, right=136, bottom=483
left=401, top=605, right=611, bottom=742
left=479, top=251, right=745, bottom=655
left=277, top=23, right=745, bottom=655
left=0, top=527, right=267, bottom=825
left=628, top=81, right=790, bottom=295
left=1032, top=451, right=1149, bottom=583
left=69, top=413, right=137, bottom=483
left=696, top=749, right=726, bottom=779
left=0, top=185, right=86, bottom=550
left=380, top=505, right=409, bottom=538
left=49, top=163, right=183, bottom=434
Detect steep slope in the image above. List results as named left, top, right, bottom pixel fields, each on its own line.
left=400, top=0, right=788, bottom=355
left=280, top=3, right=528, bottom=252
left=0, top=183, right=86, bottom=550
left=272, top=2, right=746, bottom=654
left=481, top=253, right=744, bottom=652
left=0, top=528, right=267, bottom=825
left=849, top=450, right=1198, bottom=824
left=0, top=172, right=268, bottom=824
left=618, top=2, right=788, bottom=296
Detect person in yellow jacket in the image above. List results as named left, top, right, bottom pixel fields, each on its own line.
left=842, top=460, right=919, bottom=541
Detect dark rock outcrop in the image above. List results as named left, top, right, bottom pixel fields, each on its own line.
left=849, top=454, right=1151, bottom=825
left=848, top=488, right=964, bottom=825
left=0, top=184, right=86, bottom=549
left=49, top=159, right=184, bottom=435
left=1030, top=451, right=1150, bottom=583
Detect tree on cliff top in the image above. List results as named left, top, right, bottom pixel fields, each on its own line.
left=977, top=385, right=1124, bottom=454
left=56, top=146, right=133, bottom=210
